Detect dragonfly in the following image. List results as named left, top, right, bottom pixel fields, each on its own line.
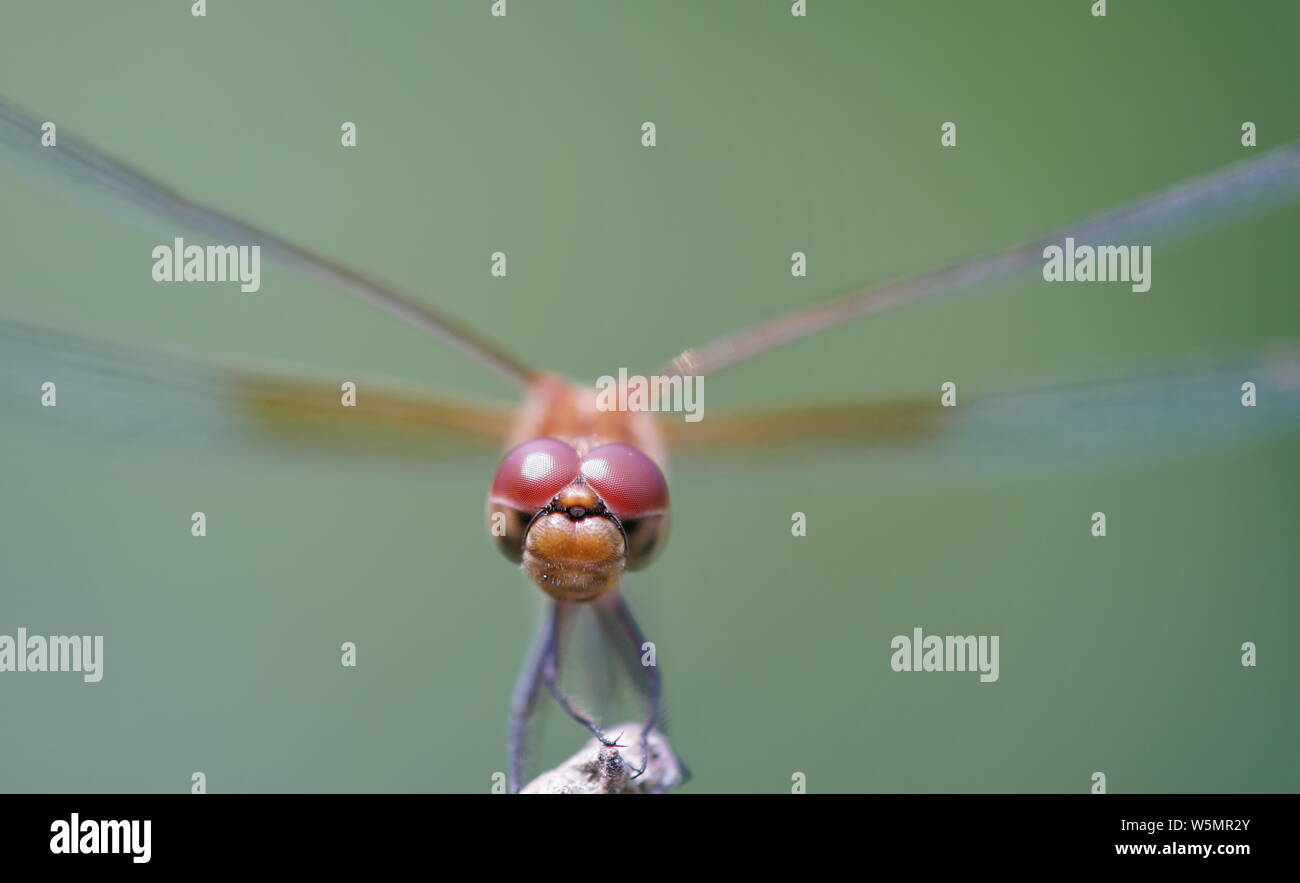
left=3, top=99, right=1300, bottom=792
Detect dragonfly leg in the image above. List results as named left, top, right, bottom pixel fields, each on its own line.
left=541, top=602, right=619, bottom=747
left=604, top=593, right=662, bottom=780
left=506, top=607, right=554, bottom=793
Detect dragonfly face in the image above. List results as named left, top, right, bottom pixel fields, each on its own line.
left=487, top=436, right=670, bottom=602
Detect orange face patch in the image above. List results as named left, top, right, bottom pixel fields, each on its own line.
left=522, top=512, right=625, bottom=602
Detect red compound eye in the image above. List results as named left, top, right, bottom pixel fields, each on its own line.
left=490, top=438, right=581, bottom=510
left=580, top=444, right=668, bottom=519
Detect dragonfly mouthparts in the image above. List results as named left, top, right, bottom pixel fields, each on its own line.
left=549, top=485, right=608, bottom=521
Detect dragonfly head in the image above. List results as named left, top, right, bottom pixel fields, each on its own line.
left=487, top=438, right=670, bottom=603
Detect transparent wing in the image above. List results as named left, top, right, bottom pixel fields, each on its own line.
left=663, top=143, right=1300, bottom=379
left=660, top=398, right=941, bottom=447
left=0, top=319, right=513, bottom=461
left=665, top=350, right=1300, bottom=472
left=936, top=353, right=1300, bottom=472
left=0, top=98, right=535, bottom=387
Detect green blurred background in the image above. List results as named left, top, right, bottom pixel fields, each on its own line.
left=1, top=0, right=1297, bottom=793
